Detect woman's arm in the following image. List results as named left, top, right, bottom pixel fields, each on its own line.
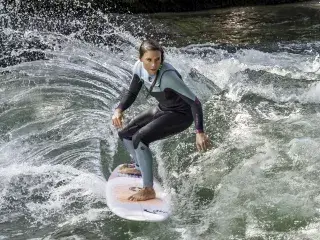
left=162, top=70, right=210, bottom=151
left=113, top=62, right=143, bottom=128
left=176, top=93, right=204, bottom=133
left=117, top=74, right=143, bottom=111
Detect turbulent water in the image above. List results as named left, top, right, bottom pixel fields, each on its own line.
left=1, top=0, right=320, bottom=239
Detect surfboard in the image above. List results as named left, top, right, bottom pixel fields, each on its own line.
left=106, top=164, right=171, bottom=222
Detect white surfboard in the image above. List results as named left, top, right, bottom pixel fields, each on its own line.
left=106, top=164, right=171, bottom=222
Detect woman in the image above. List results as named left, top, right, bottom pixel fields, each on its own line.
left=112, top=39, right=210, bottom=201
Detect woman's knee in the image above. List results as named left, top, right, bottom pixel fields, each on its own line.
left=118, top=129, right=132, bottom=141
left=132, top=131, right=149, bottom=149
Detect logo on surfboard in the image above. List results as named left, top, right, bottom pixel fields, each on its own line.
left=143, top=209, right=168, bottom=215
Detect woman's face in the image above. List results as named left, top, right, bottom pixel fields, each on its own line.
left=140, top=50, right=162, bottom=75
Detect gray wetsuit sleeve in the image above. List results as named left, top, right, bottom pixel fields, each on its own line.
left=161, top=71, right=204, bottom=132
left=117, top=62, right=143, bottom=111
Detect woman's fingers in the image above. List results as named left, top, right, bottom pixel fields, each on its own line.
left=196, top=135, right=211, bottom=151
left=196, top=143, right=201, bottom=151
left=111, top=108, right=123, bottom=129
left=200, top=142, right=205, bottom=151
left=112, top=117, right=117, bottom=127
left=201, top=141, right=207, bottom=151
left=196, top=133, right=213, bottom=152
left=112, top=113, right=123, bottom=128
left=203, top=137, right=210, bottom=150
left=196, top=142, right=203, bottom=151
left=116, top=118, right=122, bottom=128
left=117, top=119, right=123, bottom=128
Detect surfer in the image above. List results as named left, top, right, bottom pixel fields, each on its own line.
left=112, top=39, right=211, bottom=201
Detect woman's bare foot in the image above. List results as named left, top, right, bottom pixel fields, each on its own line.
left=128, top=187, right=156, bottom=201
left=118, top=164, right=141, bottom=175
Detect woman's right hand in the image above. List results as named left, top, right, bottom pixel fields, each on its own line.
left=112, top=108, right=123, bottom=128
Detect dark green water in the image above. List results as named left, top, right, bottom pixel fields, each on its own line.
left=148, top=1, right=320, bottom=46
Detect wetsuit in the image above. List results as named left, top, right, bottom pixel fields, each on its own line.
left=117, top=60, right=204, bottom=187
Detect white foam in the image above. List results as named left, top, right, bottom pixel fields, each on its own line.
left=302, top=82, right=320, bottom=103
left=57, top=208, right=110, bottom=228
left=0, top=164, right=106, bottom=227
left=167, top=44, right=320, bottom=103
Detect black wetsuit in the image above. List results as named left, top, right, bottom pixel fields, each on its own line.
left=117, top=60, right=204, bottom=149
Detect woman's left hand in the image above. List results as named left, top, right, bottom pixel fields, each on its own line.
left=196, top=132, right=211, bottom=151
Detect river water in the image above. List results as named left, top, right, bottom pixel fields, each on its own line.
left=1, top=1, right=320, bottom=239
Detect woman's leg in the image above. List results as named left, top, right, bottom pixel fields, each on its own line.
left=118, top=107, right=158, bottom=173
left=120, top=139, right=141, bottom=174
left=128, top=110, right=193, bottom=201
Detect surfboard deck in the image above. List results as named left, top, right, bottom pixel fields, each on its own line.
left=106, top=164, right=171, bottom=222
